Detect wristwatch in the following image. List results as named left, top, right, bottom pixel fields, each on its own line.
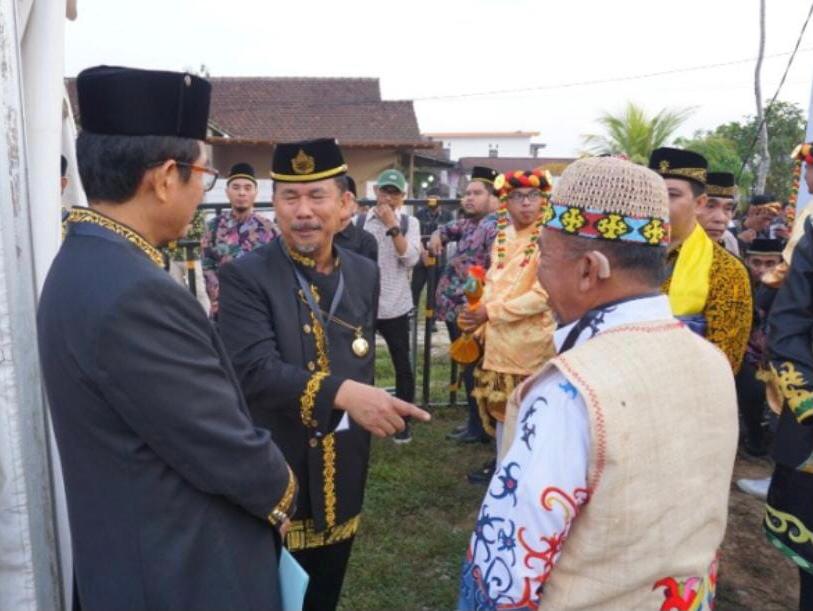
left=386, top=226, right=401, bottom=238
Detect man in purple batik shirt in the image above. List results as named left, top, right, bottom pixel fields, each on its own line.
left=201, top=162, right=277, bottom=317
left=428, top=167, right=500, bottom=445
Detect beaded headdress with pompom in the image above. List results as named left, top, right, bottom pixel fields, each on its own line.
left=493, top=168, right=554, bottom=269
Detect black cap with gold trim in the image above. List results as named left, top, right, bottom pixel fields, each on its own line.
left=471, top=166, right=498, bottom=185
left=227, top=162, right=257, bottom=185
left=648, top=147, right=708, bottom=186
left=271, top=138, right=348, bottom=183
left=77, top=65, right=211, bottom=140
left=747, top=238, right=785, bottom=256
left=706, top=172, right=737, bottom=198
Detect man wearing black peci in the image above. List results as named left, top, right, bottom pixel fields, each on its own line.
left=218, top=138, right=430, bottom=611
left=38, top=66, right=296, bottom=611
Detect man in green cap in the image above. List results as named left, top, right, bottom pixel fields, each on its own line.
left=360, top=168, right=421, bottom=443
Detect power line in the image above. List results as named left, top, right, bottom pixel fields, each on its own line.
left=212, top=46, right=813, bottom=112
left=739, top=0, right=813, bottom=182
left=411, top=47, right=813, bottom=103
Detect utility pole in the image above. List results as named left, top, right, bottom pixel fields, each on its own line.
left=754, top=0, right=771, bottom=194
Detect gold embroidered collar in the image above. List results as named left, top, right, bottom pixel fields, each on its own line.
left=282, top=240, right=340, bottom=270
left=66, top=208, right=164, bottom=268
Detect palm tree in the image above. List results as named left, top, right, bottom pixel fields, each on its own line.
left=581, top=102, right=695, bottom=165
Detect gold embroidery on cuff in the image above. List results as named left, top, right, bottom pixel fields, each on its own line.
left=280, top=467, right=297, bottom=514
left=284, top=515, right=360, bottom=551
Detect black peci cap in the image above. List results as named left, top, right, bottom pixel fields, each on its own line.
left=648, top=147, right=708, bottom=186
left=706, top=172, right=737, bottom=198
left=471, top=166, right=499, bottom=185
left=747, top=238, right=785, bottom=256
left=271, top=138, right=347, bottom=183
left=77, top=65, right=211, bottom=140
left=227, top=162, right=257, bottom=185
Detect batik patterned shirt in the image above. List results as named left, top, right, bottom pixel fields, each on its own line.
left=435, top=214, right=498, bottom=323
left=458, top=296, right=677, bottom=611
left=201, top=210, right=278, bottom=310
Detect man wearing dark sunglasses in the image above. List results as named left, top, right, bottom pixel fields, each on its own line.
left=38, top=66, right=295, bottom=611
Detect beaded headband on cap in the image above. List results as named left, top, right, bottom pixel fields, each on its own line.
left=543, top=156, right=670, bottom=247
left=494, top=168, right=554, bottom=269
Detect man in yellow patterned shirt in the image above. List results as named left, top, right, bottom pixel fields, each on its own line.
left=459, top=168, right=557, bottom=483
left=648, top=147, right=751, bottom=373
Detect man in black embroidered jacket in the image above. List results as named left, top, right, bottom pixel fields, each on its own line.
left=218, top=138, right=430, bottom=611
left=38, top=66, right=296, bottom=611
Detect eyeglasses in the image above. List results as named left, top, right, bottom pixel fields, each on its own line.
left=507, top=190, right=544, bottom=204
left=147, top=160, right=220, bottom=191
left=176, top=162, right=219, bottom=191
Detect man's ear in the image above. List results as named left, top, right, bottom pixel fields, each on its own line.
left=338, top=189, right=353, bottom=219
left=577, top=250, right=611, bottom=291
left=147, top=159, right=176, bottom=204
left=695, top=192, right=708, bottom=211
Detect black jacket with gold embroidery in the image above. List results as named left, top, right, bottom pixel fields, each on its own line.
left=39, top=218, right=295, bottom=610
left=767, top=217, right=813, bottom=470
left=218, top=238, right=379, bottom=549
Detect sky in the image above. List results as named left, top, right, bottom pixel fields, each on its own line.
left=65, top=0, right=813, bottom=157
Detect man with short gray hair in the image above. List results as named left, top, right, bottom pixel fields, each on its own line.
left=459, top=157, right=738, bottom=610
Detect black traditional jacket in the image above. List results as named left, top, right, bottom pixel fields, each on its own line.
left=218, top=238, right=379, bottom=550
left=767, top=217, right=813, bottom=472
left=334, top=221, right=378, bottom=263
left=39, top=210, right=295, bottom=611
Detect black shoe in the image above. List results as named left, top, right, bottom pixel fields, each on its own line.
left=394, top=425, right=413, bottom=445
left=467, top=459, right=496, bottom=485
left=456, top=432, right=491, bottom=444
left=445, top=424, right=467, bottom=440
left=744, top=438, right=768, bottom=458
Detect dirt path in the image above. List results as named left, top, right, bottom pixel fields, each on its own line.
left=717, top=453, right=797, bottom=610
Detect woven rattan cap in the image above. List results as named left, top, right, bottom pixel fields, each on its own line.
left=552, top=157, right=669, bottom=222
left=544, top=157, right=670, bottom=246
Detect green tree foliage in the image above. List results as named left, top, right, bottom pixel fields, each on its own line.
left=679, top=100, right=805, bottom=202
left=581, top=102, right=695, bottom=165
left=674, top=133, right=754, bottom=196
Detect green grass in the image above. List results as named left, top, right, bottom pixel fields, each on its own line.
left=339, top=347, right=493, bottom=610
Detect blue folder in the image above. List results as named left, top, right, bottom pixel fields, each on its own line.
left=279, top=547, right=310, bottom=611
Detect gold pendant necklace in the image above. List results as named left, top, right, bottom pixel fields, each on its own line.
left=298, top=292, right=370, bottom=358
left=351, top=331, right=370, bottom=358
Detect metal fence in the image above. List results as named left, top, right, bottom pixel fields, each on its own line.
left=173, top=199, right=467, bottom=409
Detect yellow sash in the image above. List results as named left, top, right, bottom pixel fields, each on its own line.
left=668, top=223, right=713, bottom=316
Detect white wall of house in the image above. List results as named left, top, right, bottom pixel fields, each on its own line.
left=430, top=135, right=533, bottom=161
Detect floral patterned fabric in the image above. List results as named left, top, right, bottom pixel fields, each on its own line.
left=459, top=296, right=684, bottom=611
left=458, top=369, right=590, bottom=610
left=436, top=214, right=498, bottom=324
left=201, top=210, right=278, bottom=311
